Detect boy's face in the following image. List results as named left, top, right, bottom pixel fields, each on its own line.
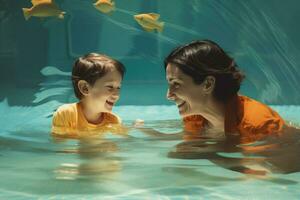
left=84, top=68, right=122, bottom=113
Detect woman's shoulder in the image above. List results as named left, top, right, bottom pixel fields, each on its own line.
left=238, top=95, right=285, bottom=134
left=239, top=95, right=282, bottom=121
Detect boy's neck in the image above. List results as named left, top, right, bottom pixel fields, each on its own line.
left=79, top=101, right=104, bottom=125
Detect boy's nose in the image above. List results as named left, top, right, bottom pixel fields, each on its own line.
left=111, top=89, right=120, bottom=99
left=166, top=89, right=176, bottom=101
left=110, top=94, right=119, bottom=102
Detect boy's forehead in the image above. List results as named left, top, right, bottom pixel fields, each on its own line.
left=96, top=69, right=122, bottom=83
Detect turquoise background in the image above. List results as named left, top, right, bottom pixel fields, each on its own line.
left=1, top=0, right=300, bottom=105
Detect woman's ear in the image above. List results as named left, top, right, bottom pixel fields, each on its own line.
left=78, top=80, right=90, bottom=97
left=202, top=76, right=216, bottom=94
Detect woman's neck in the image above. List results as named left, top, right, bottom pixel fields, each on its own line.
left=198, top=97, right=225, bottom=132
left=79, top=101, right=103, bottom=125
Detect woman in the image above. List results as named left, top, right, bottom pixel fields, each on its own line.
left=164, top=39, right=286, bottom=143
left=138, top=40, right=300, bottom=175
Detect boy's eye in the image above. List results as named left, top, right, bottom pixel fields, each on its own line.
left=106, top=86, right=121, bottom=90
left=106, top=85, right=114, bottom=89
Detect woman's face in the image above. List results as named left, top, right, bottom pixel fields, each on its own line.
left=166, top=63, right=213, bottom=117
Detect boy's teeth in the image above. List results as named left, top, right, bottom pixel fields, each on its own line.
left=106, top=101, right=114, bottom=106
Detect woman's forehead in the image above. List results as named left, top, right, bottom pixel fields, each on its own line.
left=166, top=64, right=185, bottom=80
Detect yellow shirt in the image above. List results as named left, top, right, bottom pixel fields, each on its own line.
left=51, top=103, right=125, bottom=138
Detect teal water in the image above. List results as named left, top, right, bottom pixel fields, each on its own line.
left=0, top=73, right=300, bottom=199
left=0, top=95, right=300, bottom=199
left=1, top=0, right=300, bottom=199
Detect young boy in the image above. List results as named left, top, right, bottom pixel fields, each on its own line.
left=51, top=53, right=126, bottom=138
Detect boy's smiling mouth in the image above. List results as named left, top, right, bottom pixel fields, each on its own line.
left=106, top=100, right=115, bottom=108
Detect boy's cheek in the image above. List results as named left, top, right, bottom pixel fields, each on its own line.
left=91, top=91, right=108, bottom=98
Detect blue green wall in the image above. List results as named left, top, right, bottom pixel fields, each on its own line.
left=1, top=0, right=300, bottom=105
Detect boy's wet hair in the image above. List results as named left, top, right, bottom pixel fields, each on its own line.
left=164, top=39, right=245, bottom=103
left=72, top=53, right=126, bottom=99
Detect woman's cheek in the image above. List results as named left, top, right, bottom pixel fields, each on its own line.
left=176, top=89, right=187, bottom=99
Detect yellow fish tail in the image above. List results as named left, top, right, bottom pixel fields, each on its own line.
left=157, top=22, right=164, bottom=32
left=22, top=8, right=31, bottom=20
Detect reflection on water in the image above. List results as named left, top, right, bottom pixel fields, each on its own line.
left=54, top=138, right=122, bottom=181
left=0, top=117, right=300, bottom=198
left=169, top=126, right=300, bottom=176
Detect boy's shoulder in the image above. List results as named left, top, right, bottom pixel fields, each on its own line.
left=52, top=103, right=78, bottom=135
left=55, top=103, right=77, bottom=113
left=53, top=103, right=78, bottom=119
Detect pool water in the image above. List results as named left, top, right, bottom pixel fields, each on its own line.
left=0, top=84, right=300, bottom=199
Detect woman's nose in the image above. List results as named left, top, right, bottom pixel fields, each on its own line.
left=167, top=89, right=176, bottom=100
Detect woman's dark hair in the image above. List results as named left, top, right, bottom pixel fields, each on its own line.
left=72, top=53, right=126, bottom=99
left=164, top=39, right=245, bottom=103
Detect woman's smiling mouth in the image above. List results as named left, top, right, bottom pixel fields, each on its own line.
left=176, top=100, right=190, bottom=115
left=177, top=101, right=186, bottom=108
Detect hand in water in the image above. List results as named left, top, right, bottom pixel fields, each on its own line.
left=133, top=119, right=145, bottom=127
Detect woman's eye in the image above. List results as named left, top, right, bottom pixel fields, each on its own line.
left=173, top=82, right=180, bottom=88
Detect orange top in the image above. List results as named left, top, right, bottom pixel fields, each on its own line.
left=51, top=103, right=125, bottom=138
left=183, top=95, right=285, bottom=143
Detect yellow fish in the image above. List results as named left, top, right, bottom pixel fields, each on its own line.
left=94, top=0, right=115, bottom=14
left=134, top=13, right=165, bottom=32
left=22, top=0, right=66, bottom=21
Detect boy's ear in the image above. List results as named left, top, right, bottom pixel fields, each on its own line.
left=202, top=75, right=216, bottom=94
left=78, top=80, right=90, bottom=96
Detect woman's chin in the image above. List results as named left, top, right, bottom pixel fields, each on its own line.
left=179, top=108, right=191, bottom=117
left=178, top=105, right=200, bottom=118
